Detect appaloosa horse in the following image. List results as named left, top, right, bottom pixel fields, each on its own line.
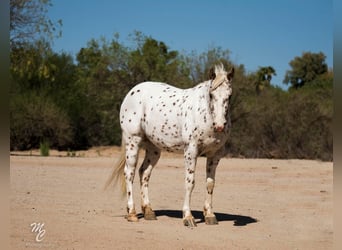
left=107, top=63, right=234, bottom=227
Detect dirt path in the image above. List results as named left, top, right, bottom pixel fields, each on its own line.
left=10, top=149, right=333, bottom=249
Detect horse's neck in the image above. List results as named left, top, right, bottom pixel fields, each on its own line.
left=183, top=81, right=212, bottom=120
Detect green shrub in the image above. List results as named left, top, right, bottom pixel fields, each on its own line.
left=39, top=140, right=50, bottom=156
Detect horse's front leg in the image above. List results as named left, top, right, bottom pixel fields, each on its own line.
left=203, top=155, right=221, bottom=225
left=182, top=142, right=198, bottom=227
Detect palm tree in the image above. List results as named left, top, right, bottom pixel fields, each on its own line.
left=254, top=66, right=276, bottom=95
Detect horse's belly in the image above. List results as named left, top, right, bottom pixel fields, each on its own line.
left=145, top=133, right=184, bottom=153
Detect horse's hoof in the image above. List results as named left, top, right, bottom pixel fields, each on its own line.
left=205, top=214, right=218, bottom=225
left=142, top=206, right=157, bottom=220
left=126, top=213, right=139, bottom=222
left=183, top=216, right=197, bottom=227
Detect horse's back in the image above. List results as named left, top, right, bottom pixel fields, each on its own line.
left=120, top=81, right=184, bottom=139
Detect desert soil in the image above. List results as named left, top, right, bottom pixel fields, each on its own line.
left=10, top=147, right=333, bottom=249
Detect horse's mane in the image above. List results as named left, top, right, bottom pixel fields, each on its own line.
left=211, top=63, right=229, bottom=90
left=214, top=63, right=226, bottom=75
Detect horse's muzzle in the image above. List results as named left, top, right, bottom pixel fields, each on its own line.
left=214, top=126, right=224, bottom=132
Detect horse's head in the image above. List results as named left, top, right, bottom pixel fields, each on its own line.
left=208, top=64, right=234, bottom=132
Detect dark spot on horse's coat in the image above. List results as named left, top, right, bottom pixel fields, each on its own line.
left=137, top=89, right=140, bottom=92
left=128, top=191, right=131, bottom=196
left=131, top=91, right=135, bottom=96
left=129, top=119, right=131, bottom=122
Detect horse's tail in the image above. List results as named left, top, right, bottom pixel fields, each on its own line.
left=104, top=139, right=126, bottom=197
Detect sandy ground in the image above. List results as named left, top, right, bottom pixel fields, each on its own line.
left=10, top=147, right=333, bottom=249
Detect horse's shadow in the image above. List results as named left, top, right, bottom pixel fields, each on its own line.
left=144, top=209, right=257, bottom=226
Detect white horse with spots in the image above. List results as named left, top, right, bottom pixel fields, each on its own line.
left=107, top=64, right=234, bottom=227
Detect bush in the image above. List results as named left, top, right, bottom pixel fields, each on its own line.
left=39, top=139, right=50, bottom=156
left=10, top=91, right=72, bottom=150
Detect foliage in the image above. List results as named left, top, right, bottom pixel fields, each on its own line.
left=185, top=47, right=232, bottom=84
left=9, top=25, right=332, bottom=160
left=10, top=0, right=62, bottom=47
left=39, top=139, right=50, bottom=156
left=253, top=66, right=276, bottom=94
left=283, top=52, right=328, bottom=89
left=10, top=91, right=72, bottom=150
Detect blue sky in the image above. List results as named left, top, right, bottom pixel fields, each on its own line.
left=48, top=0, right=333, bottom=89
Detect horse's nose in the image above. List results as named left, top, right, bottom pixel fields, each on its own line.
left=214, top=126, right=224, bottom=132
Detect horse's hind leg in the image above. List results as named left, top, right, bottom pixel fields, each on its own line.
left=139, top=142, right=161, bottom=220
left=124, top=135, right=142, bottom=222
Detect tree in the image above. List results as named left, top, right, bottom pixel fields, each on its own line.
left=283, top=52, right=328, bottom=89
left=10, top=41, right=57, bottom=92
left=128, top=36, right=191, bottom=87
left=10, top=0, right=62, bottom=47
left=185, top=47, right=232, bottom=84
left=254, top=66, right=276, bottom=94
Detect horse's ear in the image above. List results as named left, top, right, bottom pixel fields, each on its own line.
left=227, top=67, right=234, bottom=81
left=208, top=67, right=216, bottom=80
